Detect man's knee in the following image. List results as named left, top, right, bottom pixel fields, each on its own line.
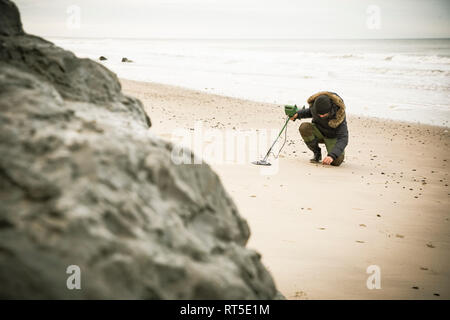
left=299, top=122, right=314, bottom=139
left=331, top=153, right=345, bottom=166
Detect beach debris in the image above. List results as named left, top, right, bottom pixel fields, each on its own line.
left=412, top=286, right=419, bottom=290
left=121, top=57, right=133, bottom=63
left=292, top=291, right=308, bottom=299
left=426, top=242, right=435, bottom=248
left=99, top=56, right=107, bottom=61
left=395, top=234, right=404, bottom=238
left=355, top=240, right=365, bottom=243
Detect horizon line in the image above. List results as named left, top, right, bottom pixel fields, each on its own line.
left=43, top=36, right=450, bottom=41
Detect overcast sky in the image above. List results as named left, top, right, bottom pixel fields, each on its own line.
left=15, top=0, right=450, bottom=39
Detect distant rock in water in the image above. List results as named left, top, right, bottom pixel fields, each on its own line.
left=0, top=0, right=278, bottom=299
left=99, top=56, right=107, bottom=61
left=122, top=57, right=133, bottom=63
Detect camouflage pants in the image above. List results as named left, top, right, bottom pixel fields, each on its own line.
left=299, top=122, right=345, bottom=166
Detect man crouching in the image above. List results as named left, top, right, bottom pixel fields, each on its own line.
left=290, top=91, right=348, bottom=166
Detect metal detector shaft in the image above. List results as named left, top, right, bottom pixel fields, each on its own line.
left=261, top=116, right=290, bottom=162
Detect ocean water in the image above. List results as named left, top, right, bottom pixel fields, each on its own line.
left=50, top=38, right=450, bottom=127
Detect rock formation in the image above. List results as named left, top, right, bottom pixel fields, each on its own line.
left=0, top=0, right=278, bottom=299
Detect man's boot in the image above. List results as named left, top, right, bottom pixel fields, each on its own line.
left=305, top=139, right=322, bottom=163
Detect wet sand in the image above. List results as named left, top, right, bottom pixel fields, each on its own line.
left=121, top=78, right=450, bottom=299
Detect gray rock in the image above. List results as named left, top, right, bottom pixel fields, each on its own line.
left=0, top=0, right=23, bottom=36
left=274, top=291, right=287, bottom=300
left=0, top=36, right=135, bottom=106
left=0, top=0, right=278, bottom=299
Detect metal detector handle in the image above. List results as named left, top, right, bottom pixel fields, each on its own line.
left=262, top=116, right=290, bottom=162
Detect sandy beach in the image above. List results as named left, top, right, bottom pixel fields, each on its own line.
left=121, top=78, right=450, bottom=300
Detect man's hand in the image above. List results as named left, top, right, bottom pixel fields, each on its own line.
left=290, top=113, right=298, bottom=121
left=322, top=156, right=334, bottom=165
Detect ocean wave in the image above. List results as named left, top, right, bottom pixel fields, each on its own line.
left=49, top=37, right=450, bottom=125
left=368, top=67, right=450, bottom=77
left=326, top=52, right=450, bottom=64
left=331, top=54, right=364, bottom=59
left=390, top=54, right=450, bottom=64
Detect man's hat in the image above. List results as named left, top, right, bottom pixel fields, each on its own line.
left=314, top=95, right=332, bottom=115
